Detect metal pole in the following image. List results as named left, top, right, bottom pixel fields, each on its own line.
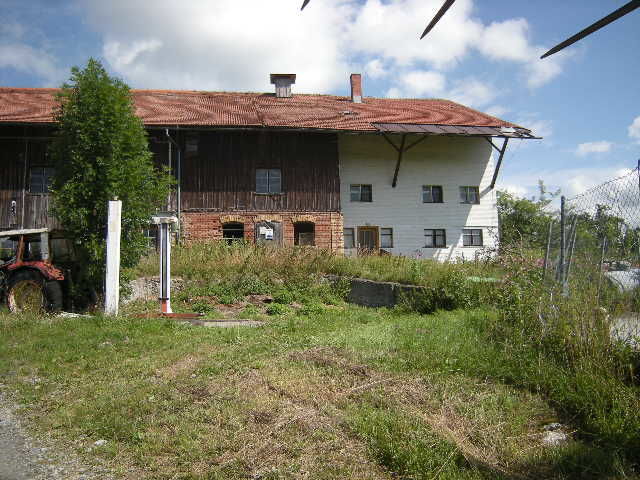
left=105, top=199, right=122, bottom=316
left=560, top=196, right=567, bottom=295
left=566, top=217, right=578, bottom=280
left=158, top=222, right=172, bottom=314
left=542, top=219, right=554, bottom=280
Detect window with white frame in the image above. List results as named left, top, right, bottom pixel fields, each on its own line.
left=256, top=168, right=282, bottom=194
left=344, top=228, right=355, bottom=248
left=380, top=228, right=393, bottom=248
left=459, top=186, right=480, bottom=204
left=424, top=229, right=446, bottom=248
left=422, top=185, right=443, bottom=203
left=350, top=184, right=372, bottom=202
left=462, top=229, right=483, bottom=246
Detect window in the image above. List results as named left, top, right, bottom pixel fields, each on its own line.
left=350, top=184, right=372, bottom=202
left=256, top=168, right=282, bottom=194
left=0, top=237, right=18, bottom=263
left=222, top=222, right=244, bottom=243
left=344, top=228, right=355, bottom=248
left=29, top=167, right=55, bottom=194
left=459, top=186, right=480, bottom=204
left=424, top=229, right=446, bottom=248
left=422, top=185, right=443, bottom=203
left=294, top=222, right=315, bottom=246
left=463, top=229, right=483, bottom=247
left=381, top=228, right=393, bottom=248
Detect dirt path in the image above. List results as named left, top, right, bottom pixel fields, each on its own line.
left=0, top=389, right=114, bottom=480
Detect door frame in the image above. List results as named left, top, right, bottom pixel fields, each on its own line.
left=357, top=226, right=379, bottom=253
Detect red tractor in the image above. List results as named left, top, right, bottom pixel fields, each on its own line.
left=0, top=228, right=69, bottom=313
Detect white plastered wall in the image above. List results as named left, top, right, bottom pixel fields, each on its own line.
left=339, top=133, right=499, bottom=260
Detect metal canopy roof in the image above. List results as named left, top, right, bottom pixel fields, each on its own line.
left=372, top=123, right=540, bottom=139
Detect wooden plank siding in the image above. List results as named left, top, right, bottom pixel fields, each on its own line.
left=178, top=130, right=340, bottom=212
left=1, top=128, right=340, bottom=232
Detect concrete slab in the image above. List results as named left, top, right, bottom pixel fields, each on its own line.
left=180, top=319, right=264, bottom=328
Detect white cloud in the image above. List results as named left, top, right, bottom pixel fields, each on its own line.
left=74, top=0, right=568, bottom=93
left=515, top=114, right=552, bottom=138
left=0, top=43, right=64, bottom=86
left=448, top=77, right=496, bottom=108
left=364, top=59, right=388, bottom=79
left=498, top=165, right=634, bottom=200
left=628, top=116, right=640, bottom=142
left=397, top=70, right=446, bottom=97
left=575, top=141, right=613, bottom=157
left=485, top=105, right=509, bottom=117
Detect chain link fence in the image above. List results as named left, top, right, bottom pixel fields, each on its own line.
left=544, top=162, right=640, bottom=346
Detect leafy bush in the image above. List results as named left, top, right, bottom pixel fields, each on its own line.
left=266, top=303, right=291, bottom=316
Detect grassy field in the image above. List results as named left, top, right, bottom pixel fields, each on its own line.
left=1, top=242, right=639, bottom=478
left=1, top=304, right=637, bottom=479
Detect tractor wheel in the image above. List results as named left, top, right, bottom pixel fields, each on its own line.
left=7, top=270, right=63, bottom=314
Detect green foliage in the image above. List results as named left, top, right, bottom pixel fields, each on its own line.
left=265, top=303, right=291, bottom=316
left=497, top=181, right=557, bottom=249
left=50, top=58, right=173, bottom=287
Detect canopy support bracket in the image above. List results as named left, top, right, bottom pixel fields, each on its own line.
left=485, top=137, right=509, bottom=190
left=382, top=133, right=429, bottom=188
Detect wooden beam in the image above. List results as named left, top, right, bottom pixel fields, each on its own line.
left=391, top=134, right=407, bottom=188
left=404, top=135, right=429, bottom=152
left=420, top=0, right=456, bottom=39
left=490, top=137, right=509, bottom=190
left=381, top=132, right=401, bottom=153
left=541, top=0, right=640, bottom=58
left=300, top=0, right=311, bottom=10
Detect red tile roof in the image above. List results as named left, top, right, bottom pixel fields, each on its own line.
left=0, top=87, right=523, bottom=132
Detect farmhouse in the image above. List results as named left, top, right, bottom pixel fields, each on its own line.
left=0, top=74, right=537, bottom=258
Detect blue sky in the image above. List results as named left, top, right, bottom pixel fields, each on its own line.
left=1, top=0, right=638, bottom=199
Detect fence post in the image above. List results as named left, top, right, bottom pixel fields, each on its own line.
left=542, top=219, right=553, bottom=280
left=559, top=195, right=568, bottom=295
left=105, top=199, right=122, bottom=316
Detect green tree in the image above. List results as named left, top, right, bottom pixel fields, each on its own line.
left=497, top=181, right=558, bottom=250
left=50, top=58, right=172, bottom=288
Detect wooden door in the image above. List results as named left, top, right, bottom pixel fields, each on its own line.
left=357, top=227, right=379, bottom=252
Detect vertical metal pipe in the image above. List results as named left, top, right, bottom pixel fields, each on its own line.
left=158, top=222, right=172, bottom=313
left=559, top=196, right=567, bottom=294
left=566, top=217, right=578, bottom=280
left=542, top=219, right=554, bottom=280
left=20, top=139, right=28, bottom=229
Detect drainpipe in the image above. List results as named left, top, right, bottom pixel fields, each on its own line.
left=164, top=128, right=182, bottom=243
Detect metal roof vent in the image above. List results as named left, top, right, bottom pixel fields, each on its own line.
left=270, top=74, right=296, bottom=98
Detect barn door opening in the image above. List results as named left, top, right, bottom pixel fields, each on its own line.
left=255, top=221, right=282, bottom=245
left=222, top=222, right=244, bottom=243
left=294, top=221, right=315, bottom=246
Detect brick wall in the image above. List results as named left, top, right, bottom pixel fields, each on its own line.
left=182, top=211, right=344, bottom=252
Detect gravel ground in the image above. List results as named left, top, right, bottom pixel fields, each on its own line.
left=0, top=389, right=115, bottom=480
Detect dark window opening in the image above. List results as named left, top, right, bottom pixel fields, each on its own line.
left=463, top=229, right=483, bottom=247
left=459, top=186, right=480, bottom=204
left=223, top=222, right=245, bottom=243
left=381, top=228, right=393, bottom=248
left=424, top=229, right=446, bottom=248
left=29, top=166, right=55, bottom=194
left=350, top=184, right=372, bottom=202
left=344, top=228, right=355, bottom=248
left=0, top=237, right=18, bottom=263
left=294, top=222, right=315, bottom=246
left=256, top=168, right=282, bottom=194
left=422, top=185, right=443, bottom=203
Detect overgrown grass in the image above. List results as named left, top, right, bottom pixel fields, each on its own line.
left=3, top=307, right=635, bottom=478
left=1, top=241, right=639, bottom=478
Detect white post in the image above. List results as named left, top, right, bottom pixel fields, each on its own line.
left=105, top=199, right=122, bottom=316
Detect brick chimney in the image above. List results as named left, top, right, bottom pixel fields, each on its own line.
left=350, top=73, right=362, bottom=103
left=270, top=74, right=296, bottom=98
